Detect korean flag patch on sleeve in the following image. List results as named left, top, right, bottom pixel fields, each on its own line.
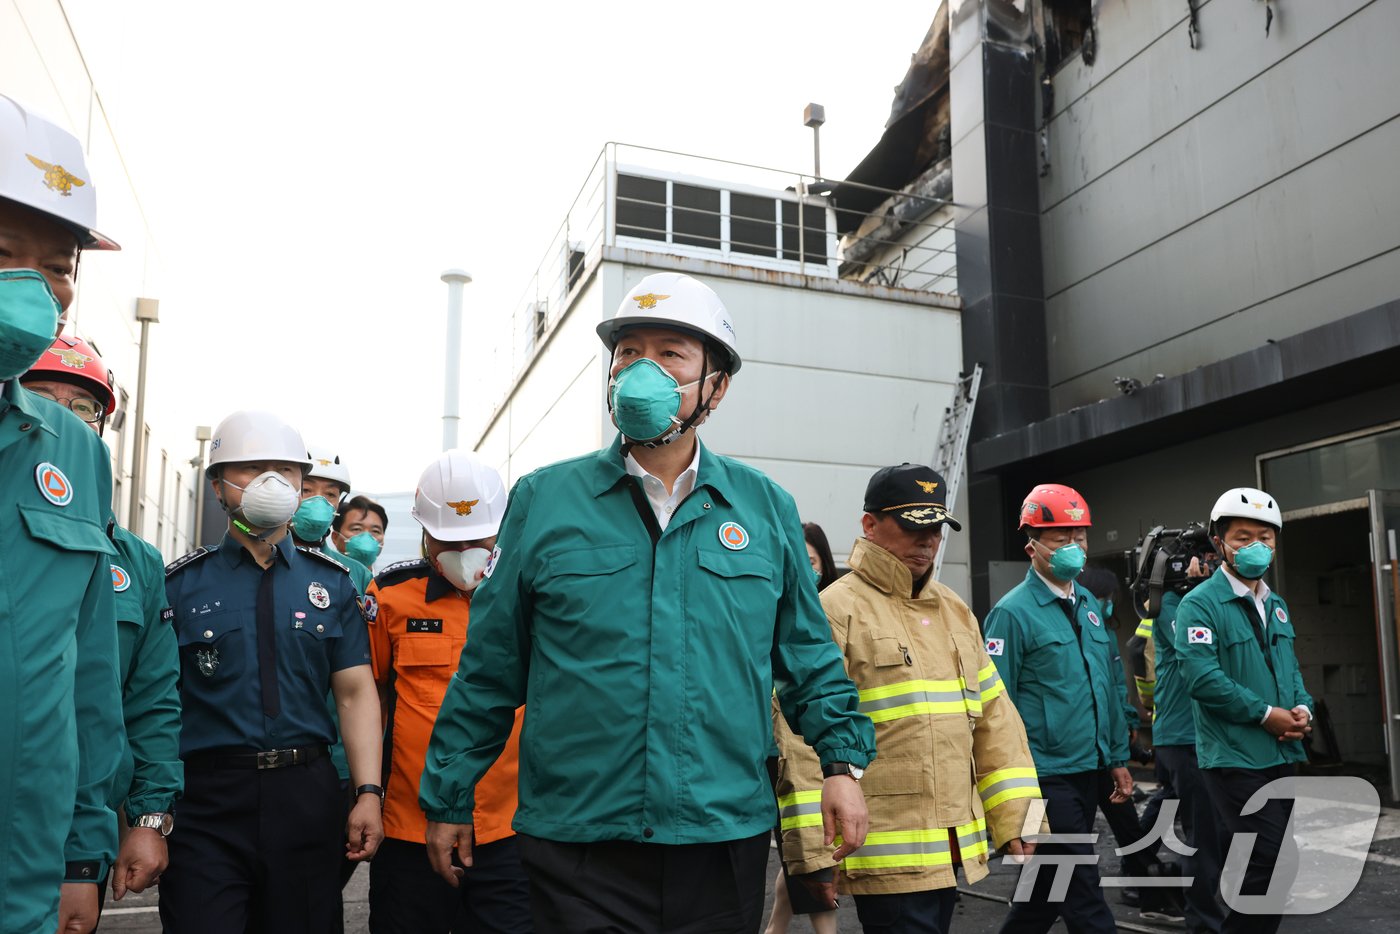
left=986, top=637, right=1005, bottom=656
left=1187, top=626, right=1213, bottom=645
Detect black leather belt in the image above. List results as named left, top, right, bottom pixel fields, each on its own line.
left=186, top=744, right=328, bottom=771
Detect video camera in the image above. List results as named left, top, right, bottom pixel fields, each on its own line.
left=1124, top=522, right=1218, bottom=619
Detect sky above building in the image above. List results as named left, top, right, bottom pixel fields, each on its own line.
left=62, top=0, right=934, bottom=492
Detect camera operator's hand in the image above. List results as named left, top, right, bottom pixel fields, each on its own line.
left=1187, top=556, right=1210, bottom=579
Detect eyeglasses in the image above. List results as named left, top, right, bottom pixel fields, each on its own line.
left=25, top=388, right=105, bottom=424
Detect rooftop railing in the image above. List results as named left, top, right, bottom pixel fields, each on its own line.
left=503, top=142, right=959, bottom=387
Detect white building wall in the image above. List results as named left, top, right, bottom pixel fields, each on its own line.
left=475, top=254, right=970, bottom=599
left=1040, top=0, right=1400, bottom=412
left=3, top=0, right=197, bottom=559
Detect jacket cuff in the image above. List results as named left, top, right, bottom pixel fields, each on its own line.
left=64, top=861, right=104, bottom=884
left=125, top=794, right=178, bottom=819
left=817, top=746, right=874, bottom=769
left=424, top=809, right=474, bottom=824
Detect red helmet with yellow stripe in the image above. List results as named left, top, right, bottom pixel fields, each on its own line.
left=25, top=334, right=117, bottom=413
left=1018, top=483, right=1092, bottom=529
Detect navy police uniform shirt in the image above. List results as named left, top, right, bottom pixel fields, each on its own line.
left=165, top=531, right=370, bottom=757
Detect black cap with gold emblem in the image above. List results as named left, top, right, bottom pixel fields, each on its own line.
left=863, top=463, right=962, bottom=531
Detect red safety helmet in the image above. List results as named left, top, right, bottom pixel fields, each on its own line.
left=24, top=334, right=118, bottom=414
left=1018, top=484, right=1092, bottom=529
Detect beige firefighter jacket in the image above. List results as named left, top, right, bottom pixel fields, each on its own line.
left=773, top=538, right=1044, bottom=896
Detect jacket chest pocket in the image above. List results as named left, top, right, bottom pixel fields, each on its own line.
left=1219, top=620, right=1263, bottom=674
left=694, top=549, right=777, bottom=646
left=843, top=755, right=928, bottom=878
left=395, top=632, right=460, bottom=705
left=19, top=504, right=114, bottom=568
left=1026, top=626, right=1077, bottom=684
left=177, top=610, right=245, bottom=681
left=533, top=544, right=637, bottom=627
left=862, top=620, right=912, bottom=670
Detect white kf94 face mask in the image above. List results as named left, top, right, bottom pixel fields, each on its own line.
left=436, top=547, right=492, bottom=592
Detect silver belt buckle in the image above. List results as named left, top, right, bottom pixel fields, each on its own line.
left=257, top=749, right=282, bottom=770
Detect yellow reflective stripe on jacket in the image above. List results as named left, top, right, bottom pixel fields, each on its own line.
left=859, top=669, right=1006, bottom=723
left=976, top=766, right=1041, bottom=810
left=841, top=819, right=988, bottom=870
left=777, top=789, right=823, bottom=830
left=979, top=663, right=1006, bottom=703
left=1135, top=618, right=1154, bottom=639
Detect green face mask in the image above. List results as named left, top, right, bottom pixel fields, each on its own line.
left=291, top=496, right=336, bottom=542
left=343, top=532, right=382, bottom=566
left=0, top=269, right=62, bottom=380
left=607, top=358, right=717, bottom=444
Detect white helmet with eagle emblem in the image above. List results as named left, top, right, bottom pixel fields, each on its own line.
left=597, top=272, right=741, bottom=373
left=412, top=449, right=508, bottom=542
left=0, top=93, right=119, bottom=250
left=306, top=445, right=352, bottom=492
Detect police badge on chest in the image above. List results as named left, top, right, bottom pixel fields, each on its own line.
left=195, top=647, right=220, bottom=676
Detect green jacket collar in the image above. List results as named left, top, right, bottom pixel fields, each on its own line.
left=1022, top=566, right=1077, bottom=607
left=848, top=538, right=940, bottom=601
left=1200, top=565, right=1270, bottom=606
left=590, top=433, right=733, bottom=507
left=3, top=379, right=61, bottom=438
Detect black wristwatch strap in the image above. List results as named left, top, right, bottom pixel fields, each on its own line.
left=822, top=762, right=856, bottom=779
left=355, top=783, right=385, bottom=800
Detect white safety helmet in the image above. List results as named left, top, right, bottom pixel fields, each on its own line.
left=412, top=450, right=508, bottom=542
left=1210, top=487, right=1283, bottom=531
left=596, top=272, right=741, bottom=373
left=0, top=94, right=119, bottom=250
left=205, top=410, right=313, bottom=478
left=306, top=446, right=352, bottom=492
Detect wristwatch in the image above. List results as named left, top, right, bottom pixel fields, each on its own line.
left=821, top=762, right=865, bottom=781
left=355, top=783, right=385, bottom=802
left=132, top=812, right=174, bottom=837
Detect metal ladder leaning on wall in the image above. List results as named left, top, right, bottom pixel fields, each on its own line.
left=932, top=364, right=982, bottom=581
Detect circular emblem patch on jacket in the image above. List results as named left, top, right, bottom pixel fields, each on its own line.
left=35, top=462, right=73, bottom=506
left=308, top=582, right=330, bottom=609
left=1274, top=606, right=1287, bottom=624
left=718, top=522, right=749, bottom=551
left=111, top=564, right=130, bottom=592
left=1087, top=611, right=1101, bottom=627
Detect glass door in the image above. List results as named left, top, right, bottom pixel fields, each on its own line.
left=1366, top=490, right=1400, bottom=801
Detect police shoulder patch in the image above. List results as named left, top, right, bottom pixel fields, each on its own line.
left=165, top=547, right=213, bottom=578
left=298, top=546, right=351, bottom=576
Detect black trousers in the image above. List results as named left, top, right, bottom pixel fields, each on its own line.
left=854, top=887, right=958, bottom=934
left=999, top=771, right=1117, bottom=934
left=1094, top=769, right=1155, bottom=877
left=1156, top=744, right=1225, bottom=933
left=368, top=836, right=532, bottom=934
left=1202, top=764, right=1297, bottom=934
left=159, top=756, right=344, bottom=934
left=515, top=831, right=769, bottom=934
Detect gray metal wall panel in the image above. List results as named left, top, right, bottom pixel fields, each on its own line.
left=1045, top=116, right=1400, bottom=406
left=1042, top=0, right=1373, bottom=211
left=1043, top=1, right=1398, bottom=296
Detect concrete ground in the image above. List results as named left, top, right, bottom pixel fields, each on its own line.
left=97, top=781, right=1400, bottom=932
